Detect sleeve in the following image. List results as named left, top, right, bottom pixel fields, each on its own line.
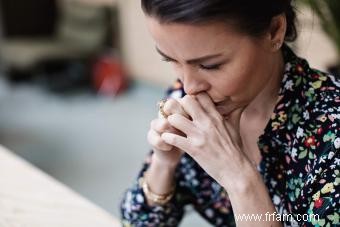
left=294, top=116, right=339, bottom=226
left=301, top=148, right=339, bottom=227
left=299, top=74, right=340, bottom=226
left=120, top=81, right=189, bottom=227
left=120, top=151, right=192, bottom=227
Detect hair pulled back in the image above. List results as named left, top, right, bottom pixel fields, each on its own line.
left=141, top=0, right=297, bottom=41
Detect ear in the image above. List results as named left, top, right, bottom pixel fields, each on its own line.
left=267, top=14, right=287, bottom=52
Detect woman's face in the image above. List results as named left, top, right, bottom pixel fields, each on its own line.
left=146, top=17, right=280, bottom=116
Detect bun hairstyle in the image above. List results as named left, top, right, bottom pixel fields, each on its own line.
left=141, top=0, right=297, bottom=42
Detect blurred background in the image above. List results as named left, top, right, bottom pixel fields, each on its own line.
left=0, top=0, right=339, bottom=226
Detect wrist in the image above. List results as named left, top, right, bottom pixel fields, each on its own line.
left=140, top=172, right=175, bottom=206
left=142, top=154, right=178, bottom=206
left=151, top=153, right=180, bottom=170
left=221, top=160, right=261, bottom=197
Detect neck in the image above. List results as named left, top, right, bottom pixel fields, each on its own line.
left=244, top=50, right=285, bottom=119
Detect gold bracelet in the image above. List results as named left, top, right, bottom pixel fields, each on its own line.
left=139, top=173, right=175, bottom=205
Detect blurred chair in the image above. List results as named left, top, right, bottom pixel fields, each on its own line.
left=0, top=0, right=113, bottom=73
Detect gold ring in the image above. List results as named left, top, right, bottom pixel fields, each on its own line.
left=158, top=99, right=168, bottom=118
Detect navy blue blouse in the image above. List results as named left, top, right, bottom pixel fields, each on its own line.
left=120, top=45, right=340, bottom=226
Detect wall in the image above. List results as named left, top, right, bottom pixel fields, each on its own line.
left=295, top=6, right=338, bottom=71
left=118, top=0, right=174, bottom=87
left=118, top=1, right=337, bottom=86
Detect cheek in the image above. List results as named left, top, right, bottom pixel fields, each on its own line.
left=210, top=67, right=251, bottom=98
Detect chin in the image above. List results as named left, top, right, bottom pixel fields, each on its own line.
left=213, top=98, right=229, bottom=106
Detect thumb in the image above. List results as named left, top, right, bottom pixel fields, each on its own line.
left=226, top=107, right=246, bottom=133
left=223, top=107, right=246, bottom=148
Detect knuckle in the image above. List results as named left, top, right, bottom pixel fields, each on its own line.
left=191, top=131, right=206, bottom=149
left=195, top=137, right=206, bottom=149
left=168, top=114, right=184, bottom=125
left=158, top=122, right=168, bottom=132
left=168, top=127, right=178, bottom=134
left=169, top=113, right=180, bottom=120
left=163, top=99, right=176, bottom=112
left=181, top=95, right=190, bottom=106
left=148, top=130, right=172, bottom=151
left=214, top=114, right=224, bottom=123
left=154, top=136, right=165, bottom=148
left=203, top=116, right=221, bottom=130
left=167, top=135, right=176, bottom=145
left=151, top=118, right=166, bottom=132
left=203, top=118, right=214, bottom=129
left=158, top=119, right=169, bottom=132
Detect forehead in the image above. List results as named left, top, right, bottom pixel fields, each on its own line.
left=146, top=17, right=245, bottom=58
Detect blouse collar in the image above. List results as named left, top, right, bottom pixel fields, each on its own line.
left=259, top=43, right=312, bottom=148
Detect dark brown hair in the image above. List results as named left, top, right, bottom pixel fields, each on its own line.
left=141, top=0, right=297, bottom=42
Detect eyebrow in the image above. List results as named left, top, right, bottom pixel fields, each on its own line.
left=156, top=47, right=224, bottom=64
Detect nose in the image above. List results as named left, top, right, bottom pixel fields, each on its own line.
left=182, top=69, right=208, bottom=95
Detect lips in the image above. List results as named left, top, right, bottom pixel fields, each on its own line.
left=214, top=98, right=229, bottom=106
left=214, top=98, right=243, bottom=118
left=213, top=99, right=228, bottom=105
left=215, top=104, right=236, bottom=117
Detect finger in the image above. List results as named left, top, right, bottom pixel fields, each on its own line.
left=151, top=118, right=172, bottom=133
left=161, top=132, right=190, bottom=153
left=223, top=120, right=242, bottom=149
left=151, top=118, right=187, bottom=138
left=215, top=100, right=244, bottom=119
left=167, top=114, right=196, bottom=137
left=147, top=129, right=173, bottom=151
left=163, top=99, right=190, bottom=118
left=226, top=107, right=245, bottom=132
left=195, top=92, right=223, bottom=121
left=179, top=95, right=207, bottom=121
left=223, top=107, right=245, bottom=147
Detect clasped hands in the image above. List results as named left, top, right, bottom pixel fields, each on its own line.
left=148, top=92, right=255, bottom=191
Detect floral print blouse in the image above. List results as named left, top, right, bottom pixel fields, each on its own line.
left=120, top=45, right=340, bottom=226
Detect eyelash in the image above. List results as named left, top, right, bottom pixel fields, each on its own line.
left=161, top=57, right=172, bottom=63
left=161, top=58, right=222, bottom=71
left=199, top=64, right=221, bottom=70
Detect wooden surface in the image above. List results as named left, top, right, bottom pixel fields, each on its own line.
left=0, top=145, right=120, bottom=227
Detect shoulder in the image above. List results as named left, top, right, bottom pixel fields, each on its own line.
left=289, top=68, right=339, bottom=160
left=280, top=49, right=339, bottom=130
left=280, top=45, right=339, bottom=107
left=304, top=69, right=339, bottom=113
left=276, top=50, right=339, bottom=161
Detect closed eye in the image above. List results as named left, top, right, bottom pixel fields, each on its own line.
left=161, top=57, right=174, bottom=62
left=162, top=57, right=223, bottom=71
left=199, top=64, right=221, bottom=70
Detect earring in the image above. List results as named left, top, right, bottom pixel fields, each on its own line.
left=273, top=41, right=281, bottom=50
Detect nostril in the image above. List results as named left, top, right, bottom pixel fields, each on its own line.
left=184, top=83, right=206, bottom=95
left=183, top=86, right=196, bottom=95
left=183, top=72, right=209, bottom=95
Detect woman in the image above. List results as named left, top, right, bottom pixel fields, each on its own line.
left=121, top=0, right=339, bottom=226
